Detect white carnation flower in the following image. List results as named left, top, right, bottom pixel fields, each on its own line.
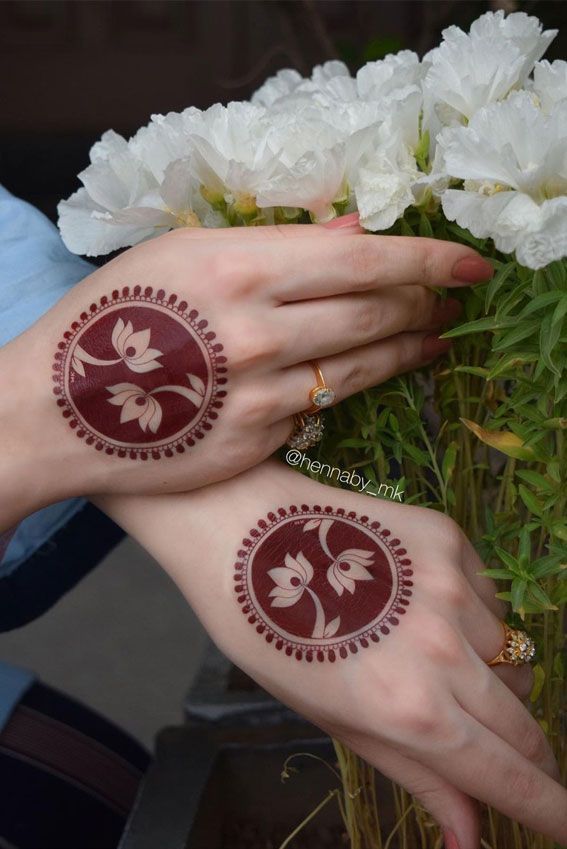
left=255, top=103, right=381, bottom=221
left=58, top=134, right=220, bottom=256
left=423, top=11, right=557, bottom=134
left=531, top=60, right=567, bottom=113
left=356, top=50, right=423, bottom=103
left=440, top=92, right=567, bottom=269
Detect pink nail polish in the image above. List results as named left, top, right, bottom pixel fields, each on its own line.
left=422, top=334, right=452, bottom=360
left=323, top=212, right=360, bottom=230
left=452, top=255, right=494, bottom=283
left=444, top=829, right=460, bottom=849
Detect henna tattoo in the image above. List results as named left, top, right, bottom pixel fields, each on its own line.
left=235, top=505, right=413, bottom=662
left=52, top=287, right=227, bottom=459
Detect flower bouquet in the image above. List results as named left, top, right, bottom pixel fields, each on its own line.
left=58, top=10, right=566, bottom=849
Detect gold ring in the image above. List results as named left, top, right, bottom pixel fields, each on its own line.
left=305, top=361, right=336, bottom=414
left=286, top=412, right=324, bottom=450
left=487, top=622, right=536, bottom=667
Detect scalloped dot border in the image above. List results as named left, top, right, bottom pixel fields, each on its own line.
left=234, top=504, right=413, bottom=663
left=52, top=286, right=227, bottom=459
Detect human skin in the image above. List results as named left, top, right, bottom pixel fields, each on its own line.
left=94, top=461, right=567, bottom=849
left=0, top=217, right=493, bottom=532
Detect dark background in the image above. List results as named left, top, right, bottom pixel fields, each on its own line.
left=1, top=0, right=566, bottom=221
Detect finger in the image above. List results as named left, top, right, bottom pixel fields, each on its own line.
left=420, top=712, right=567, bottom=846
left=271, top=330, right=452, bottom=420
left=340, top=734, right=480, bottom=849
left=253, top=234, right=494, bottom=300
left=436, top=574, right=534, bottom=702
left=274, top=288, right=462, bottom=366
left=453, top=655, right=559, bottom=780
left=460, top=536, right=507, bottom=620
left=163, top=212, right=364, bottom=243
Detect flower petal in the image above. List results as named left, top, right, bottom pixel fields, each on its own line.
left=323, top=615, right=341, bottom=638
left=269, top=565, right=302, bottom=590
left=187, top=373, right=206, bottom=397
left=147, top=398, right=163, bottom=434
left=111, top=318, right=126, bottom=352
left=271, top=595, right=302, bottom=609
left=127, top=359, right=164, bottom=374
left=294, top=551, right=314, bottom=584
left=120, top=394, right=147, bottom=424
left=123, top=328, right=151, bottom=358
left=116, top=320, right=134, bottom=355
left=326, top=565, right=344, bottom=597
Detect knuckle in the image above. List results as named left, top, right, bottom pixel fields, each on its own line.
left=352, top=301, right=376, bottom=340
left=504, top=763, right=543, bottom=805
left=395, top=690, right=445, bottom=738
left=522, top=721, right=550, bottom=765
left=350, top=238, right=378, bottom=286
left=341, top=360, right=367, bottom=396
left=206, top=251, right=259, bottom=298
left=422, top=617, right=464, bottom=665
left=230, top=324, right=282, bottom=371
left=237, top=388, right=278, bottom=426
left=417, top=241, right=437, bottom=285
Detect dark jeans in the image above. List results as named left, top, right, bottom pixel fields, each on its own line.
left=0, top=681, right=151, bottom=849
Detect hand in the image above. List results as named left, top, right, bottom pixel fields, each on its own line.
left=1, top=217, right=493, bottom=530
left=95, top=460, right=567, bottom=849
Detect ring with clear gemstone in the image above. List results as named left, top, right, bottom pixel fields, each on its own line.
left=310, top=386, right=336, bottom=409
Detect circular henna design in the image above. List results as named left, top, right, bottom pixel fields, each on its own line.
left=234, top=506, right=413, bottom=662
left=52, top=287, right=227, bottom=458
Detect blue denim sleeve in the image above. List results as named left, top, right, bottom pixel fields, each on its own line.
left=0, top=185, right=94, bottom=575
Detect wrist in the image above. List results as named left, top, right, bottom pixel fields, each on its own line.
left=0, top=330, right=95, bottom=530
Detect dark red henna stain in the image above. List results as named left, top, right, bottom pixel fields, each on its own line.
left=234, top=506, right=412, bottom=662
left=52, top=288, right=226, bottom=458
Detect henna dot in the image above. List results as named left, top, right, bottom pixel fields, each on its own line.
left=290, top=577, right=301, bottom=587
left=78, top=316, right=87, bottom=324
left=178, top=301, right=188, bottom=312
left=267, top=513, right=276, bottom=522
left=95, top=442, right=103, bottom=450
left=213, top=344, right=223, bottom=352
left=140, top=452, right=148, bottom=461
left=217, top=356, right=227, bottom=364
left=370, top=633, right=380, bottom=643
left=144, top=287, right=153, bottom=297
left=217, top=390, right=227, bottom=398
left=258, top=520, right=267, bottom=529
left=122, top=287, right=130, bottom=297
left=156, top=289, right=165, bottom=301
left=395, top=607, right=406, bottom=615
left=86, top=437, right=94, bottom=445
left=243, top=539, right=252, bottom=547
left=105, top=447, right=114, bottom=455
left=248, top=615, right=256, bottom=624
left=391, top=539, right=400, bottom=546
left=289, top=506, right=297, bottom=515
left=278, top=508, right=286, bottom=517
left=129, top=451, right=137, bottom=459
left=403, top=580, right=413, bottom=587
left=195, top=431, right=204, bottom=440
left=257, top=625, right=265, bottom=634
left=165, top=449, right=173, bottom=458
left=285, top=646, right=293, bottom=657
left=360, top=638, right=369, bottom=648
left=202, top=422, right=212, bottom=431
left=380, top=625, right=390, bottom=635
left=328, top=650, right=336, bottom=663
left=339, top=562, right=350, bottom=572
left=77, top=430, right=85, bottom=438
left=168, top=294, right=177, bottom=304
left=317, top=651, right=324, bottom=663
left=205, top=331, right=215, bottom=340
left=295, top=650, right=302, bottom=661
left=371, top=521, right=380, bottom=529
left=185, top=437, right=195, bottom=447
left=325, top=506, right=333, bottom=513
left=348, top=511, right=356, bottom=519
left=54, top=352, right=62, bottom=361
left=133, top=285, right=141, bottom=296
left=188, top=309, right=198, bottom=320
left=396, top=548, right=407, bottom=555
left=402, top=569, right=413, bottom=576
left=54, top=388, right=62, bottom=396
left=62, top=410, right=71, bottom=418
left=58, top=342, right=65, bottom=350
left=242, top=605, right=250, bottom=614
left=266, top=633, right=273, bottom=643
left=389, top=617, right=399, bottom=626
left=100, top=296, right=108, bottom=306
left=209, top=412, right=218, bottom=420
left=57, top=399, right=65, bottom=407
left=313, top=505, right=321, bottom=512
left=112, top=290, right=119, bottom=300
left=90, top=303, right=97, bottom=312
left=400, top=559, right=412, bottom=566
left=152, top=451, right=161, bottom=460
left=176, top=445, right=185, bottom=453
left=217, top=377, right=227, bottom=385
left=70, top=420, right=77, bottom=429
left=134, top=396, right=146, bottom=406
left=197, top=319, right=207, bottom=329
left=306, top=651, right=313, bottom=663
left=381, top=529, right=391, bottom=536
left=64, top=332, right=72, bottom=339
left=361, top=515, right=369, bottom=523
left=400, top=598, right=410, bottom=606
left=118, top=449, right=126, bottom=457
left=300, top=505, right=309, bottom=513
left=249, top=529, right=259, bottom=538
left=349, top=642, right=358, bottom=654
left=339, top=647, right=348, bottom=659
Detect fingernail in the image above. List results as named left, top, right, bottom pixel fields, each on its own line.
left=452, top=255, right=494, bottom=283
left=443, top=829, right=460, bottom=849
left=323, top=212, right=360, bottom=230
left=422, top=333, right=452, bottom=360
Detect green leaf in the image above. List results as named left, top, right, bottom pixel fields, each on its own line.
left=453, top=365, right=490, bottom=378
left=527, top=582, right=558, bottom=610
left=479, top=568, right=515, bottom=580
left=442, top=441, right=458, bottom=484
left=515, top=470, right=555, bottom=492
left=518, top=484, right=544, bottom=517
left=446, top=222, right=487, bottom=249
left=517, top=290, right=563, bottom=318
left=511, top=578, right=527, bottom=615
left=485, top=262, right=516, bottom=311
left=551, top=294, right=567, bottom=326
left=529, top=664, right=545, bottom=703
left=418, top=213, right=434, bottom=238
left=492, top=320, right=539, bottom=351
left=539, top=312, right=561, bottom=377
left=441, top=316, right=515, bottom=339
